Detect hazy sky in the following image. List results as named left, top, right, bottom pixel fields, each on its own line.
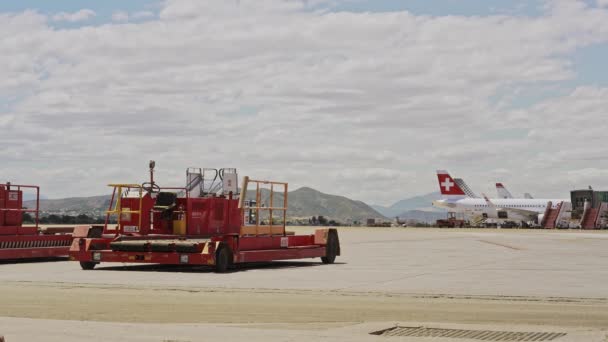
left=1, top=0, right=608, bottom=205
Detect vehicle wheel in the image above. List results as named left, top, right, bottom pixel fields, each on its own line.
left=321, top=232, right=338, bottom=264
left=215, top=246, right=231, bottom=273
left=80, top=261, right=97, bottom=270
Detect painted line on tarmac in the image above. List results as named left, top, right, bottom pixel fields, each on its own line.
left=478, top=239, right=523, bottom=251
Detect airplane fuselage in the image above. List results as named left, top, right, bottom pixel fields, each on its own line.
left=433, top=198, right=569, bottom=221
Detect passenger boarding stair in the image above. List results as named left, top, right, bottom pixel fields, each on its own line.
left=541, top=201, right=566, bottom=229
left=598, top=203, right=608, bottom=229
left=471, top=216, right=486, bottom=227
left=580, top=208, right=597, bottom=229
left=580, top=202, right=607, bottom=229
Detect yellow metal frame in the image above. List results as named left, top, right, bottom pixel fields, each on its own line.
left=238, top=176, right=288, bottom=236
left=106, top=183, right=143, bottom=234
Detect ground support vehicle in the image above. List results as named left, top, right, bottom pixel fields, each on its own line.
left=70, top=162, right=340, bottom=272
left=0, top=183, right=73, bottom=260
left=436, top=212, right=465, bottom=228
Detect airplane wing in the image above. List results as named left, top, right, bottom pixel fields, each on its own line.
left=432, top=199, right=458, bottom=209
left=481, top=193, right=497, bottom=208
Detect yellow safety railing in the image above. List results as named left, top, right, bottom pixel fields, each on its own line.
left=106, top=184, right=143, bottom=235
left=238, top=176, right=288, bottom=236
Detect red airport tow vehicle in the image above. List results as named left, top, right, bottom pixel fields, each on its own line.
left=0, top=183, right=73, bottom=260
left=436, top=212, right=466, bottom=228
left=70, top=161, right=340, bottom=272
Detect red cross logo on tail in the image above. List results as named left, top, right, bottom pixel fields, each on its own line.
left=436, top=170, right=466, bottom=196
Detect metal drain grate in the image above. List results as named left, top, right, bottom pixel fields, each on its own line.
left=370, top=326, right=567, bottom=341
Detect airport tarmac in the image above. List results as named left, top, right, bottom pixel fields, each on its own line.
left=1, top=227, right=607, bottom=341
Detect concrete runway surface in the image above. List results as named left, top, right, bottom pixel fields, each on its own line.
left=1, top=227, right=607, bottom=341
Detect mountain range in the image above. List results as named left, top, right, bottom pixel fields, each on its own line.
left=371, top=192, right=446, bottom=223
left=371, top=192, right=443, bottom=218
left=23, top=187, right=447, bottom=224
left=24, top=187, right=387, bottom=223
left=23, top=195, right=112, bottom=217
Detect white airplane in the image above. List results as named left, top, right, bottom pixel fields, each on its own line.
left=432, top=170, right=569, bottom=224
left=496, top=182, right=534, bottom=199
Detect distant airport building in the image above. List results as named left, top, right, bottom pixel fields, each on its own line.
left=570, top=188, right=608, bottom=229
left=571, top=189, right=608, bottom=213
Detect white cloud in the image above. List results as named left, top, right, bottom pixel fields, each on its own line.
left=598, top=0, right=608, bottom=8
left=111, top=11, right=129, bottom=22
left=0, top=114, right=15, bottom=128
left=52, top=9, right=95, bottom=22
left=2, top=0, right=608, bottom=204
left=111, top=10, right=154, bottom=22
left=132, top=11, right=155, bottom=19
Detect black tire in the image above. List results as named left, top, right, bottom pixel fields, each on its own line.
left=321, top=232, right=338, bottom=264
left=215, top=246, right=231, bottom=273
left=80, top=261, right=97, bottom=270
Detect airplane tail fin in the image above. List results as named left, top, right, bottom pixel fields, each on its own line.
left=496, top=183, right=513, bottom=199
left=437, top=170, right=466, bottom=198
left=454, top=178, right=478, bottom=198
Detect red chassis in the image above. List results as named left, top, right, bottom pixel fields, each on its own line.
left=70, top=229, right=336, bottom=267
left=0, top=183, right=73, bottom=260
left=70, top=164, right=340, bottom=272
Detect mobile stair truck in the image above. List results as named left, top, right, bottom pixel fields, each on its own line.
left=70, top=161, right=340, bottom=272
